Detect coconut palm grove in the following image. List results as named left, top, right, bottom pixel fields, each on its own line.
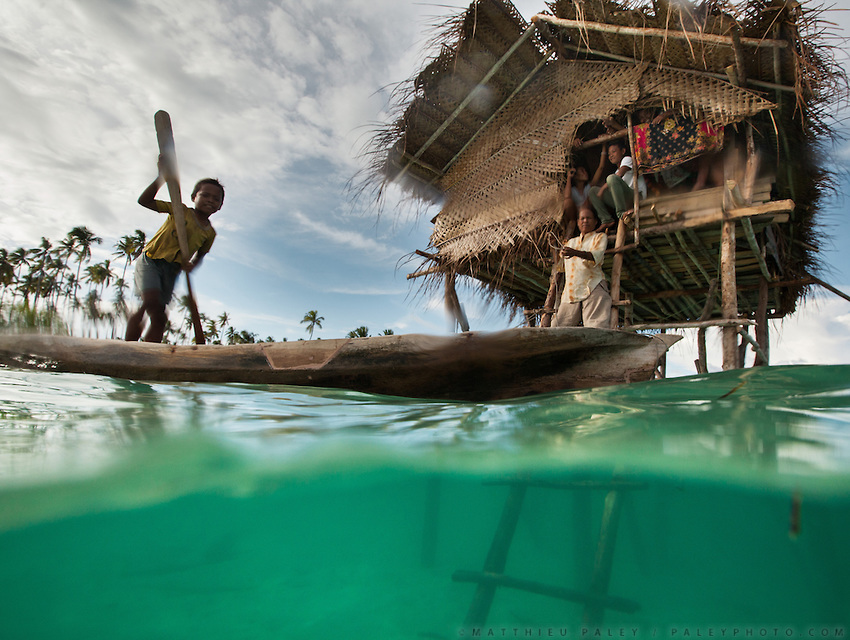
left=0, top=226, right=397, bottom=344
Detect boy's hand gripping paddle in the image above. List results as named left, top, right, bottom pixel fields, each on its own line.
left=154, top=110, right=206, bottom=345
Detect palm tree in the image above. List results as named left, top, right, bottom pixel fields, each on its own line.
left=67, top=226, right=102, bottom=307
left=382, top=329, right=395, bottom=335
left=347, top=326, right=369, bottom=338
left=82, top=290, right=102, bottom=337
left=0, top=248, right=15, bottom=309
left=210, top=312, right=230, bottom=344
left=230, top=329, right=257, bottom=344
left=113, top=230, right=146, bottom=282
left=28, top=237, right=53, bottom=308
left=84, top=259, right=114, bottom=298
left=112, top=277, right=130, bottom=333
left=301, top=310, right=324, bottom=339
left=204, top=316, right=220, bottom=343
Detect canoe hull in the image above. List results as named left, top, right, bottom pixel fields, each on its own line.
left=0, top=328, right=680, bottom=401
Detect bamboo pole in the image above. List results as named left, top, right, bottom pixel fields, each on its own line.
left=407, top=267, right=442, bottom=280
left=641, top=240, right=704, bottom=316
left=675, top=231, right=713, bottom=285
left=808, top=275, right=850, bottom=303
left=607, top=114, right=639, bottom=329
left=625, top=318, right=754, bottom=331
left=575, top=128, right=629, bottom=149
left=551, top=38, right=795, bottom=94
left=609, top=218, right=627, bottom=329
left=531, top=15, right=788, bottom=49
left=633, top=276, right=816, bottom=303
left=393, top=23, right=540, bottom=185
left=627, top=112, right=641, bottom=245
left=741, top=217, right=772, bottom=281
left=639, top=200, right=793, bottom=237
left=440, top=50, right=554, bottom=179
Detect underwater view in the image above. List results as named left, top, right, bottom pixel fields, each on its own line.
left=0, top=364, right=849, bottom=639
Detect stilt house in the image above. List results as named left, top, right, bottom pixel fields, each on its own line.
left=363, top=0, right=846, bottom=371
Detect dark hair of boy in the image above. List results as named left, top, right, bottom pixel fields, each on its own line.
left=192, top=178, right=225, bottom=202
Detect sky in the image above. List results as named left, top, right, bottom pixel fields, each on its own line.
left=0, top=0, right=848, bottom=377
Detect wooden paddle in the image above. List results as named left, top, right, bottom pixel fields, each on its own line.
left=154, top=110, right=206, bottom=345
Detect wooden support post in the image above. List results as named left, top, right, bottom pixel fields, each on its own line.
left=738, top=326, right=749, bottom=368
left=627, top=112, right=641, bottom=245
left=730, top=27, right=748, bottom=88
left=605, top=112, right=641, bottom=329
left=541, top=248, right=561, bottom=327
left=583, top=489, right=624, bottom=626
left=754, top=276, right=770, bottom=367
left=721, top=216, right=739, bottom=370
left=696, top=328, right=708, bottom=374
left=721, top=148, right=740, bottom=371
left=445, top=273, right=470, bottom=332
left=694, top=277, right=716, bottom=374
left=463, top=483, right=527, bottom=627
left=657, top=329, right=667, bottom=379
left=742, top=123, right=759, bottom=204
left=609, top=217, right=627, bottom=329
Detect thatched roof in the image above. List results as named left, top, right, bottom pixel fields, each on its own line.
left=362, top=0, right=847, bottom=326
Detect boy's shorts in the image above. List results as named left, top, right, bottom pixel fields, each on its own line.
left=134, top=254, right=182, bottom=305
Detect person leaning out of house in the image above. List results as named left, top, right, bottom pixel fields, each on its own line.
left=125, top=156, right=224, bottom=343
left=587, top=139, right=647, bottom=233
left=552, top=203, right=612, bottom=329
left=562, top=151, right=607, bottom=239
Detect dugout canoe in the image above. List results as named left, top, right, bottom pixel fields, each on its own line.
left=0, top=328, right=680, bottom=401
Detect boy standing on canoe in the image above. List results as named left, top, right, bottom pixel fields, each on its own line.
left=124, top=158, right=224, bottom=343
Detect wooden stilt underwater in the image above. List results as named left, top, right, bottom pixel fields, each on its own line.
left=453, top=477, right=644, bottom=628
left=583, top=488, right=625, bottom=625
left=460, top=482, right=527, bottom=627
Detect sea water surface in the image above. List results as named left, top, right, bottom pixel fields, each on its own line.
left=0, top=364, right=849, bottom=639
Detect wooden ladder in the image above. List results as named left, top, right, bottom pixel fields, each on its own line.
left=452, top=476, right=645, bottom=627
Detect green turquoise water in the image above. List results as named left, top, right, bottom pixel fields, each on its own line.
left=0, top=365, right=849, bottom=638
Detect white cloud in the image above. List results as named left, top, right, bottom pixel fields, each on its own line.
left=288, top=210, right=401, bottom=259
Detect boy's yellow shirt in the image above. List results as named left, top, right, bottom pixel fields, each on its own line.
left=144, top=200, right=216, bottom=263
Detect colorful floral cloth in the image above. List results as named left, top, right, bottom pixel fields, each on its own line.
left=633, top=117, right=724, bottom=173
